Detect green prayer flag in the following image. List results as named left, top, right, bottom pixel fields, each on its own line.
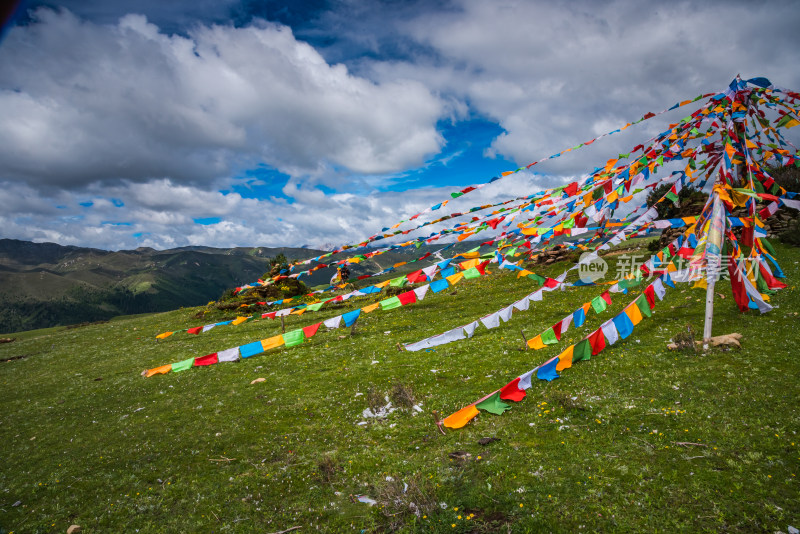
left=562, top=217, right=575, bottom=229
left=527, top=273, right=546, bottom=286
left=476, top=392, right=511, bottom=415
left=171, top=357, right=195, bottom=372
left=462, top=267, right=481, bottom=279
left=665, top=190, right=679, bottom=203
left=380, top=296, right=402, bottom=310
left=540, top=327, right=558, bottom=345
left=307, top=302, right=324, bottom=312
left=761, top=238, right=776, bottom=256
left=283, top=329, right=305, bottom=348
left=635, top=295, right=652, bottom=318
left=451, top=192, right=464, bottom=199
left=618, top=278, right=641, bottom=290
left=389, top=276, right=407, bottom=287
left=572, top=339, right=592, bottom=363
left=591, top=295, right=608, bottom=314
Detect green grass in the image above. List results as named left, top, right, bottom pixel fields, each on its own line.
left=1, top=242, right=799, bottom=533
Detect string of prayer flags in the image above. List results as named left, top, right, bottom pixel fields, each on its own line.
left=445, top=274, right=672, bottom=429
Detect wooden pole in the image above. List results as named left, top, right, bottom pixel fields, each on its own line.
left=280, top=315, right=285, bottom=333
left=702, top=278, right=715, bottom=351
left=350, top=317, right=358, bottom=337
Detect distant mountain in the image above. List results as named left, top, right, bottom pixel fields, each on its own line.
left=0, top=239, right=324, bottom=333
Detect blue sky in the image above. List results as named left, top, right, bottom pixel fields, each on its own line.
left=1, top=0, right=799, bottom=250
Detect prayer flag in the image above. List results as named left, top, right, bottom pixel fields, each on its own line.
left=171, top=358, right=195, bottom=372
left=240, top=341, right=264, bottom=358
left=499, top=377, right=526, bottom=402
left=443, top=405, right=480, bottom=429
left=342, top=309, right=361, bottom=327
left=536, top=358, right=559, bottom=381
left=194, top=353, right=218, bottom=366
left=283, top=329, right=305, bottom=348
left=476, top=392, right=512, bottom=415
left=556, top=345, right=574, bottom=371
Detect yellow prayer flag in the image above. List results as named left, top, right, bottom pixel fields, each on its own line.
left=375, top=280, right=391, bottom=289
left=232, top=316, right=249, bottom=325
left=459, top=258, right=479, bottom=270
left=156, top=332, right=174, bottom=340
left=692, top=278, right=707, bottom=290
left=527, top=335, right=546, bottom=350
left=456, top=251, right=480, bottom=259
left=625, top=303, right=643, bottom=326
left=145, top=364, right=172, bottom=377
left=361, top=303, right=380, bottom=313
left=443, top=404, right=480, bottom=429
left=261, top=335, right=285, bottom=351
left=556, top=346, right=574, bottom=371
left=446, top=273, right=464, bottom=285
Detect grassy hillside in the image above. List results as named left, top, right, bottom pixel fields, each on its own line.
left=0, top=240, right=325, bottom=333
left=1, top=241, right=799, bottom=533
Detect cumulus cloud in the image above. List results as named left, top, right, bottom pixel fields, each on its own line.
left=366, top=0, right=800, bottom=173
left=0, top=7, right=444, bottom=189
left=3, top=0, right=800, bottom=251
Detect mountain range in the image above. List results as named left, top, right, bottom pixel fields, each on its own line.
left=0, top=238, right=485, bottom=333
left=0, top=239, right=323, bottom=333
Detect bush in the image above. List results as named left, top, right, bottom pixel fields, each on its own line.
left=646, top=183, right=707, bottom=219
left=769, top=163, right=800, bottom=194
left=779, top=219, right=800, bottom=247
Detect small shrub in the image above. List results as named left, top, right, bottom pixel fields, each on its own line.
left=673, top=323, right=698, bottom=353
left=315, top=454, right=341, bottom=484
left=389, top=382, right=415, bottom=410
left=545, top=390, right=587, bottom=411
left=366, top=386, right=384, bottom=412
left=779, top=219, right=800, bottom=247
left=375, top=475, right=438, bottom=531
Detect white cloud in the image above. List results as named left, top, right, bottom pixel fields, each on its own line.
left=368, top=0, right=800, bottom=174
left=3, top=1, right=800, bottom=251
left=0, top=8, right=445, bottom=189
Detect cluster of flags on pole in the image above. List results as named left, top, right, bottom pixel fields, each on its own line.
left=146, top=77, right=798, bottom=432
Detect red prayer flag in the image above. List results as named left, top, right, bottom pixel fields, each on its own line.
left=727, top=257, right=749, bottom=312
left=406, top=270, right=425, bottom=283
left=589, top=329, right=606, bottom=355
left=397, top=290, right=417, bottom=306
left=759, top=261, right=787, bottom=290
left=499, top=377, right=526, bottom=402
left=644, top=285, right=656, bottom=309
left=194, top=353, right=218, bottom=366
left=303, top=322, right=322, bottom=338
left=187, top=326, right=202, bottom=335
left=552, top=321, right=563, bottom=341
